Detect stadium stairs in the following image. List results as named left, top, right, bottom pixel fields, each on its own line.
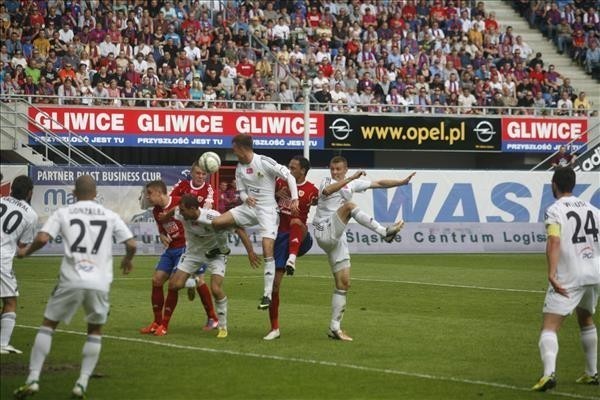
left=497, top=1, right=600, bottom=108
left=0, top=99, right=121, bottom=167
left=1, top=101, right=54, bottom=165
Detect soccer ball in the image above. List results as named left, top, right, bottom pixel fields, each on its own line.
left=198, top=151, right=221, bottom=173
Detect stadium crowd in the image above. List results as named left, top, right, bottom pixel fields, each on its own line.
left=0, top=0, right=597, bottom=116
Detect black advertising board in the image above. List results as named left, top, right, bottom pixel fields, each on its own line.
left=324, top=114, right=501, bottom=151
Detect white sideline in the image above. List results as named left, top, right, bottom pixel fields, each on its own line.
left=29, top=275, right=546, bottom=294
left=14, top=324, right=597, bottom=400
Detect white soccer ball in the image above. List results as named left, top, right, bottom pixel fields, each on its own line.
left=198, top=151, right=221, bottom=173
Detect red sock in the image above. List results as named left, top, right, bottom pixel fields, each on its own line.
left=269, top=291, right=280, bottom=330
left=161, top=289, right=179, bottom=328
left=151, top=286, right=164, bottom=325
left=197, top=283, right=218, bottom=321
left=289, top=223, right=304, bottom=257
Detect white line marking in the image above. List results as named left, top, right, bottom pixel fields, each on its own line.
left=26, top=275, right=545, bottom=293
left=15, top=325, right=597, bottom=400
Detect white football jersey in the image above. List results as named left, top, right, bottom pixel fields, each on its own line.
left=0, top=196, right=38, bottom=272
left=313, top=177, right=371, bottom=224
left=545, top=195, right=600, bottom=288
left=175, top=208, right=221, bottom=255
left=41, top=200, right=133, bottom=292
left=235, top=154, right=297, bottom=207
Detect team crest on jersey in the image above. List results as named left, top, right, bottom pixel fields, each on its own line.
left=246, top=168, right=253, bottom=174
left=257, top=172, right=264, bottom=178
left=299, top=190, right=304, bottom=197
left=197, top=195, right=204, bottom=203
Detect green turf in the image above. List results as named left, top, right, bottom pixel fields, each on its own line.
left=1, top=255, right=598, bottom=400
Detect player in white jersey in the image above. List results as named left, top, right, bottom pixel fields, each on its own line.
left=14, top=175, right=137, bottom=400
left=169, top=194, right=258, bottom=338
left=211, top=134, right=298, bottom=310
left=532, top=167, right=600, bottom=391
left=0, top=175, right=38, bottom=355
left=313, top=156, right=415, bottom=341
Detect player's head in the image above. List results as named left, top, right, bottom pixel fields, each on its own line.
left=551, top=166, right=575, bottom=198
left=329, top=156, right=348, bottom=180
left=73, top=175, right=97, bottom=200
left=10, top=175, right=33, bottom=202
left=145, top=180, right=167, bottom=206
left=289, top=155, right=310, bottom=181
left=232, top=134, right=253, bottom=162
left=190, top=161, right=208, bottom=185
left=179, top=193, right=200, bottom=220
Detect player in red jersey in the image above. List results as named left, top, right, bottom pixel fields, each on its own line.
left=264, top=156, right=319, bottom=340
left=169, top=162, right=220, bottom=331
left=140, top=180, right=184, bottom=336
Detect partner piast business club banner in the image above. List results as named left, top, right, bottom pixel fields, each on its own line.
left=324, top=114, right=501, bottom=151
left=27, top=106, right=325, bottom=149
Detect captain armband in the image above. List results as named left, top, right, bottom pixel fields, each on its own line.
left=546, top=223, right=560, bottom=237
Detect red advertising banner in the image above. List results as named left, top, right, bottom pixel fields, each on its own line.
left=501, top=117, right=588, bottom=153
left=27, top=106, right=325, bottom=149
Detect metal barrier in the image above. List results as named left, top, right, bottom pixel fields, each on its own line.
left=4, top=94, right=599, bottom=117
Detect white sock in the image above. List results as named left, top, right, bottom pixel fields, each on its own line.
left=263, top=257, right=275, bottom=299
left=77, top=335, right=102, bottom=390
left=539, top=330, right=558, bottom=376
left=350, top=208, right=386, bottom=236
left=286, top=253, right=297, bottom=265
left=330, top=289, right=347, bottom=332
left=0, top=312, right=16, bottom=347
left=215, top=296, right=228, bottom=328
left=580, top=325, right=598, bottom=376
left=27, top=326, right=54, bottom=383
left=184, top=278, right=196, bottom=288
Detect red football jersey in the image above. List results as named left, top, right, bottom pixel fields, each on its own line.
left=152, top=196, right=186, bottom=249
left=275, top=178, right=318, bottom=232
left=170, top=179, right=215, bottom=209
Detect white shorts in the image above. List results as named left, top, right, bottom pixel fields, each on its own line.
left=0, top=267, right=19, bottom=298
left=230, top=203, right=279, bottom=240
left=177, top=253, right=226, bottom=277
left=543, top=284, right=599, bottom=316
left=44, top=286, right=110, bottom=325
left=314, top=213, right=351, bottom=273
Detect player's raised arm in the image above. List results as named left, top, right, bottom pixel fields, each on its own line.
left=369, top=172, right=416, bottom=189
left=322, top=170, right=365, bottom=196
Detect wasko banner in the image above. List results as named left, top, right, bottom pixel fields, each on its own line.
left=324, top=114, right=501, bottom=151
left=501, top=117, right=588, bottom=153
left=574, top=141, right=600, bottom=172
left=27, top=106, right=325, bottom=149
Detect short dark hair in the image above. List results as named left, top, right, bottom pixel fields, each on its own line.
left=330, top=156, right=348, bottom=167
left=292, top=155, right=311, bottom=175
left=552, top=166, right=576, bottom=193
left=10, top=175, right=33, bottom=200
left=145, top=179, right=167, bottom=194
left=180, top=193, right=199, bottom=209
left=232, top=134, right=253, bottom=150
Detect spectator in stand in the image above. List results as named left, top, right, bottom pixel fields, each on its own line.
left=556, top=91, right=573, bottom=115
left=573, top=91, right=591, bottom=115
left=584, top=40, right=600, bottom=75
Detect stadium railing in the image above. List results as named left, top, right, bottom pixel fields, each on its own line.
left=5, top=94, right=599, bottom=117
left=0, top=98, right=123, bottom=166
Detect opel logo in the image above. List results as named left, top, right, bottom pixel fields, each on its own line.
left=330, top=118, right=352, bottom=141
left=474, top=120, right=496, bottom=143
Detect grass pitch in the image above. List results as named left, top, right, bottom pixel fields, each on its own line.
left=1, top=254, right=599, bottom=400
